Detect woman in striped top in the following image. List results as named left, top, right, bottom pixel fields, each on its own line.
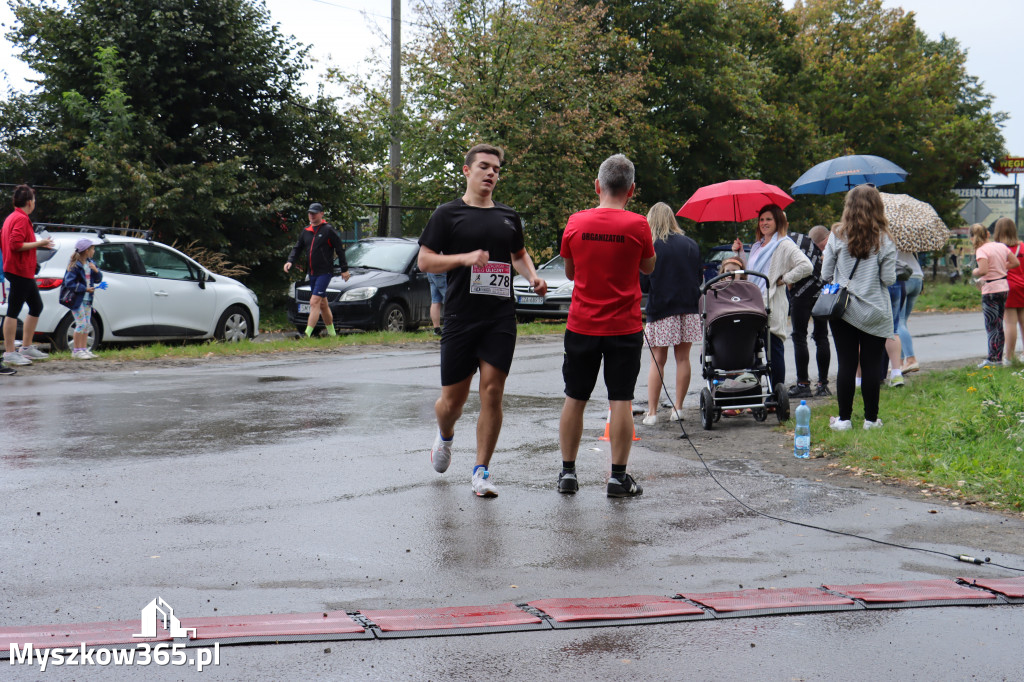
left=820, top=185, right=897, bottom=432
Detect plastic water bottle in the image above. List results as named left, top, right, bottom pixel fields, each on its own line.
left=794, top=400, right=811, bottom=459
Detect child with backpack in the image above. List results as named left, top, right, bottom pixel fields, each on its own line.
left=62, top=238, right=104, bottom=359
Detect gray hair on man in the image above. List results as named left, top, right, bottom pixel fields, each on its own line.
left=597, top=154, right=635, bottom=197
left=808, top=224, right=830, bottom=245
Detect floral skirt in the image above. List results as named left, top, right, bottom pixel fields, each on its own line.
left=645, top=313, right=701, bottom=347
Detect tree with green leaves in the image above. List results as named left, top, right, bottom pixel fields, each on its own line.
left=790, top=0, right=1006, bottom=226
left=365, top=0, right=649, bottom=257
left=1, top=0, right=364, bottom=283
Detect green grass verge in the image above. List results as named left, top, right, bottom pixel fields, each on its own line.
left=58, top=319, right=567, bottom=363
left=812, top=364, right=1024, bottom=512
left=915, top=281, right=981, bottom=312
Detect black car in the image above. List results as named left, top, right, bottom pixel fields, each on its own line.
left=286, top=237, right=431, bottom=332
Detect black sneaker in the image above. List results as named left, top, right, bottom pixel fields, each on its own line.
left=788, top=383, right=812, bottom=398
left=0, top=364, right=16, bottom=376
left=607, top=473, right=643, bottom=498
left=557, top=470, right=578, bottom=494
left=814, top=382, right=832, bottom=397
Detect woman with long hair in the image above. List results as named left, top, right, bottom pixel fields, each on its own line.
left=994, top=218, right=1024, bottom=362
left=640, top=202, right=702, bottom=424
left=820, top=185, right=897, bottom=431
left=731, top=204, right=812, bottom=391
left=971, top=222, right=1019, bottom=366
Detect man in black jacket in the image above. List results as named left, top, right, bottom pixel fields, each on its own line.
left=788, top=224, right=832, bottom=397
left=284, top=203, right=350, bottom=337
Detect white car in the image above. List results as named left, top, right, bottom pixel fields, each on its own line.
left=0, top=228, right=259, bottom=350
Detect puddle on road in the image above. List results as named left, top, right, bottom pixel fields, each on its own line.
left=0, top=376, right=431, bottom=466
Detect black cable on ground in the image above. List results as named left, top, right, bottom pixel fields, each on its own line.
left=642, top=331, right=1024, bottom=573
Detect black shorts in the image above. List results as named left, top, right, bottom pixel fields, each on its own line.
left=3, top=272, right=43, bottom=318
left=562, top=330, right=643, bottom=401
left=439, top=315, right=517, bottom=386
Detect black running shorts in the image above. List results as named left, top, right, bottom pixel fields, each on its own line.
left=562, top=330, right=643, bottom=401
left=439, top=315, right=517, bottom=386
left=3, top=272, right=43, bottom=318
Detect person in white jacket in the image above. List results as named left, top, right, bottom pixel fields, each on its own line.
left=732, top=205, right=812, bottom=392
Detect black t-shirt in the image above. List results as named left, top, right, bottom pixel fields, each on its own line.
left=418, top=198, right=525, bottom=321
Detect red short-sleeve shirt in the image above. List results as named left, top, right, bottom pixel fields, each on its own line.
left=560, top=207, right=655, bottom=336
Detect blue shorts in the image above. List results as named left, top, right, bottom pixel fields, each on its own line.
left=428, top=272, right=447, bottom=304
left=309, top=273, right=333, bottom=298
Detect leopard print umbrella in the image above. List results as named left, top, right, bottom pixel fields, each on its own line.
left=879, top=192, right=952, bottom=252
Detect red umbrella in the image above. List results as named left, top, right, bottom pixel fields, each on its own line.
left=677, top=179, right=795, bottom=223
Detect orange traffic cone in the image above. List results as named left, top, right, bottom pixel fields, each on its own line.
left=599, top=405, right=640, bottom=441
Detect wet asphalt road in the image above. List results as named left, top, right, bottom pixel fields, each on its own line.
left=1, top=311, right=1022, bottom=680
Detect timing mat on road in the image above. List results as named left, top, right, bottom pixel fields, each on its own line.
left=2, top=577, right=1023, bottom=655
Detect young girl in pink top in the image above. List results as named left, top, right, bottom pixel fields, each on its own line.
left=971, top=223, right=1020, bottom=366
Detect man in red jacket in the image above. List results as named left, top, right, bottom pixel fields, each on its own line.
left=2, top=185, right=54, bottom=367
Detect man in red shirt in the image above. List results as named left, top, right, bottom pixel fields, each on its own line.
left=557, top=154, right=656, bottom=497
left=2, top=185, right=54, bottom=367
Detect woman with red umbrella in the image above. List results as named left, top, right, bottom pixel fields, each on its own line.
left=730, top=204, right=812, bottom=392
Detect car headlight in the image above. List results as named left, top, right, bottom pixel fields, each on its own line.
left=553, top=281, right=574, bottom=295
left=340, top=286, right=378, bottom=301
left=288, top=283, right=295, bottom=299
left=246, top=287, right=259, bottom=305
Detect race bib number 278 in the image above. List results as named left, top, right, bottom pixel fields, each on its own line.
left=470, top=262, right=511, bottom=297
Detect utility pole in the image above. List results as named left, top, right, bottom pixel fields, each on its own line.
left=389, top=0, right=401, bottom=237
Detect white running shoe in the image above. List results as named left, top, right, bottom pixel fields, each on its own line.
left=19, top=345, right=48, bottom=360
left=641, top=413, right=657, bottom=426
left=72, top=349, right=95, bottom=360
left=430, top=431, right=453, bottom=473
left=83, top=349, right=98, bottom=359
left=863, top=419, right=884, bottom=430
left=829, top=416, right=852, bottom=432
left=669, top=408, right=683, bottom=422
left=3, top=351, right=31, bottom=366
left=471, top=468, right=498, bottom=497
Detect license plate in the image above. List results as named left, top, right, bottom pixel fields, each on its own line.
left=298, top=303, right=310, bottom=314
left=517, top=295, right=543, bottom=305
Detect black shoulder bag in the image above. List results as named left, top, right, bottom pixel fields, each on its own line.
left=811, top=258, right=860, bottom=321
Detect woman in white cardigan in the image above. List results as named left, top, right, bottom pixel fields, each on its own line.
left=731, top=205, right=812, bottom=391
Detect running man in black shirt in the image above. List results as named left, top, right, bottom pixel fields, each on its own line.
left=417, top=144, right=547, bottom=497
left=284, top=203, right=350, bottom=337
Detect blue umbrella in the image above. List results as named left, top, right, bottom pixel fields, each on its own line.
left=790, top=154, right=908, bottom=195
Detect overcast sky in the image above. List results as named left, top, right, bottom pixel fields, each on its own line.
left=2, top=0, right=1020, bottom=181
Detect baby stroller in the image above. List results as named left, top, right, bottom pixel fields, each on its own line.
left=696, top=270, right=790, bottom=430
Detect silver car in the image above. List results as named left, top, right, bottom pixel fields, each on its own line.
left=512, top=255, right=574, bottom=321
left=0, top=228, right=259, bottom=350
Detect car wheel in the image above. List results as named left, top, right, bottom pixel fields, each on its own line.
left=53, top=312, right=102, bottom=352
left=379, top=301, right=408, bottom=332
left=215, top=305, right=254, bottom=342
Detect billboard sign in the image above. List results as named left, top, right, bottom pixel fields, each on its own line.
left=994, top=156, right=1024, bottom=175
left=952, top=185, right=1018, bottom=231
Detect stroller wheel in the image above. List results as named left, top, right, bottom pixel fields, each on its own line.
left=752, top=407, right=768, bottom=422
left=699, top=388, right=714, bottom=431
left=774, top=383, right=791, bottom=422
